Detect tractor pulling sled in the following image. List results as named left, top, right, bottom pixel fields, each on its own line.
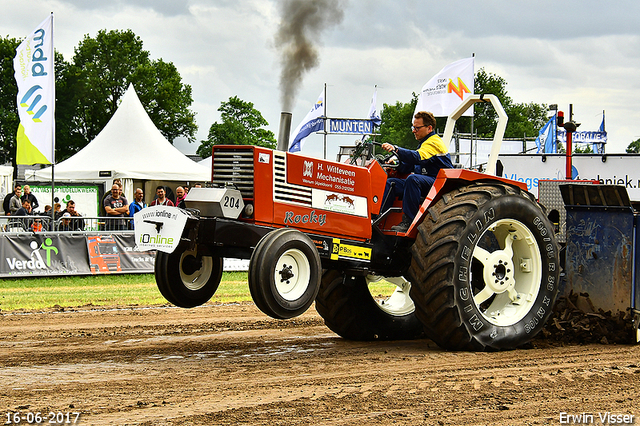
left=134, top=95, right=560, bottom=351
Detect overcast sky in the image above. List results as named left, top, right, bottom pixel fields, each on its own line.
left=2, top=0, right=639, bottom=161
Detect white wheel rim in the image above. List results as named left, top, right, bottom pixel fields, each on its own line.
left=471, top=218, right=542, bottom=326
left=367, top=275, right=415, bottom=316
left=179, top=249, right=213, bottom=291
left=274, top=248, right=310, bottom=301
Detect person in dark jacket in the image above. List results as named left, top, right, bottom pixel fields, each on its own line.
left=13, top=199, right=32, bottom=230
left=21, top=185, right=39, bottom=211
left=175, top=186, right=187, bottom=208
left=60, top=200, right=85, bottom=231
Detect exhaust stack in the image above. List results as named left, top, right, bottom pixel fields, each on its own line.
left=277, top=112, right=292, bottom=151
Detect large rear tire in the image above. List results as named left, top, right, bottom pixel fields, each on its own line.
left=408, top=183, right=560, bottom=351
left=315, top=269, right=424, bottom=341
left=155, top=245, right=223, bottom=308
left=248, top=228, right=322, bottom=319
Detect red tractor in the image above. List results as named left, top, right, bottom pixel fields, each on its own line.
left=136, top=95, right=560, bottom=351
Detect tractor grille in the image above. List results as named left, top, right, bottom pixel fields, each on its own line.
left=212, top=148, right=255, bottom=198
left=273, top=151, right=312, bottom=207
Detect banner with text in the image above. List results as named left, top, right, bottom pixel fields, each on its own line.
left=13, top=14, right=55, bottom=165
left=0, top=233, right=155, bottom=278
left=415, top=57, right=474, bottom=118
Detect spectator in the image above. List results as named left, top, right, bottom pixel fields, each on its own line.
left=21, top=185, right=39, bottom=211
left=57, top=212, right=73, bottom=231
left=103, top=179, right=124, bottom=209
left=42, top=205, right=53, bottom=230
left=104, top=183, right=129, bottom=230
left=175, top=186, right=187, bottom=208
left=15, top=199, right=32, bottom=216
left=14, top=199, right=32, bottom=230
left=129, top=188, right=146, bottom=216
left=53, top=203, right=63, bottom=220
left=9, top=185, right=22, bottom=215
left=3, top=186, right=16, bottom=215
left=31, top=218, right=43, bottom=232
left=61, top=200, right=85, bottom=231
left=128, top=188, right=146, bottom=229
left=150, top=186, right=174, bottom=207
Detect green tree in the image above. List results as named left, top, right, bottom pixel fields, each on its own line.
left=503, top=101, right=549, bottom=138
left=54, top=51, right=86, bottom=161
left=60, top=29, right=196, bottom=160
left=472, top=68, right=512, bottom=137
left=378, top=93, right=418, bottom=149
left=626, top=138, right=640, bottom=153
left=574, top=144, right=593, bottom=154
left=473, top=68, right=548, bottom=138
left=0, top=36, right=20, bottom=167
left=197, top=96, right=276, bottom=158
left=132, top=59, right=196, bottom=143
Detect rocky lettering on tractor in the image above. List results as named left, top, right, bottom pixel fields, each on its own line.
left=283, top=210, right=327, bottom=226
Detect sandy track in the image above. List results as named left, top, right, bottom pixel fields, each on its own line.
left=1, top=303, right=638, bottom=425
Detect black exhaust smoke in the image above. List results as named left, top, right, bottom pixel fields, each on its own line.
left=275, top=0, right=345, bottom=112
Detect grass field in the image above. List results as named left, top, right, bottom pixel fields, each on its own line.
left=0, top=272, right=396, bottom=311
left=0, top=272, right=251, bottom=311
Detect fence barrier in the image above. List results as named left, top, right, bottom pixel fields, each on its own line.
left=0, top=216, right=249, bottom=277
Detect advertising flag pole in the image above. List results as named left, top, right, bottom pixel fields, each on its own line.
left=323, top=83, right=327, bottom=159
left=50, top=12, right=56, bottom=226
left=470, top=53, right=475, bottom=169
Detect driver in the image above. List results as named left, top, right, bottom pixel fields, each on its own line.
left=380, top=111, right=453, bottom=232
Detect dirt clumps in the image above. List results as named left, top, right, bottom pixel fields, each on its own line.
left=538, top=291, right=635, bottom=345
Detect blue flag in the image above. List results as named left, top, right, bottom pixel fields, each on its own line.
left=535, top=115, right=557, bottom=153
left=361, top=87, right=381, bottom=142
left=367, top=87, right=381, bottom=126
left=289, top=91, right=324, bottom=153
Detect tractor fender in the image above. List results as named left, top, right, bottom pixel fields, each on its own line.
left=404, top=169, right=529, bottom=238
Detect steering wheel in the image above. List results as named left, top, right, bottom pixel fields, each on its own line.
left=376, top=150, right=400, bottom=170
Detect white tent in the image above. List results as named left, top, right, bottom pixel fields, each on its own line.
left=0, top=165, right=13, bottom=215
left=27, top=84, right=210, bottom=195
left=198, top=155, right=211, bottom=169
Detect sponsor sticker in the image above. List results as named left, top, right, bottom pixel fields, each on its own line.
left=313, top=189, right=368, bottom=217
left=330, top=238, right=372, bottom=262
left=134, top=205, right=189, bottom=253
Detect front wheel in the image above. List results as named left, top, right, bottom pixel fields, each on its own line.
left=155, top=245, right=223, bottom=308
left=408, top=183, right=560, bottom=351
left=248, top=228, right=322, bottom=319
left=315, top=270, right=424, bottom=341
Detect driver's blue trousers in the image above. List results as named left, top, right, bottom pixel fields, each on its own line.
left=381, top=174, right=436, bottom=220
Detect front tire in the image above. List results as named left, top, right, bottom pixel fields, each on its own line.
left=315, top=269, right=424, bottom=341
left=248, top=228, right=322, bottom=319
left=408, top=183, right=560, bottom=351
left=155, top=245, right=223, bottom=308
